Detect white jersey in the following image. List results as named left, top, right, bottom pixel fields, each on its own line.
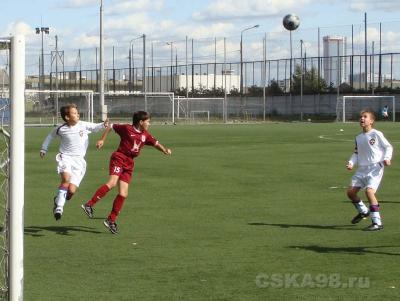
left=348, top=128, right=393, bottom=167
left=41, top=121, right=105, bottom=157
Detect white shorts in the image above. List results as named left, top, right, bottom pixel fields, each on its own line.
left=56, top=153, right=87, bottom=187
left=350, top=163, right=384, bottom=191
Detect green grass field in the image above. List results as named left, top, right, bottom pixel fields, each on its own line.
left=24, top=122, right=400, bottom=300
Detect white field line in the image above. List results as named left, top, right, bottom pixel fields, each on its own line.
left=318, top=134, right=353, bottom=142
left=319, top=134, right=400, bottom=144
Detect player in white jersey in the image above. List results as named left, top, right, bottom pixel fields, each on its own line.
left=346, top=109, right=393, bottom=231
left=40, top=103, right=108, bottom=220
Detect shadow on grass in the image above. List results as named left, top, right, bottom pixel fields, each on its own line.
left=25, top=225, right=103, bottom=236
left=248, top=222, right=357, bottom=231
left=288, top=245, right=400, bottom=256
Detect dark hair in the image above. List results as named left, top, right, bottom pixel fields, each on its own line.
left=132, top=111, right=150, bottom=126
left=60, top=103, right=78, bottom=122
left=360, top=109, right=376, bottom=121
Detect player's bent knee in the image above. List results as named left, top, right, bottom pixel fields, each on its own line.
left=107, top=181, right=118, bottom=189
left=346, top=189, right=355, bottom=198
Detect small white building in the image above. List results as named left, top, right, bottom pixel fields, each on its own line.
left=145, top=73, right=240, bottom=93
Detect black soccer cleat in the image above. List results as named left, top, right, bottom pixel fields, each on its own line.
left=351, top=212, right=370, bottom=224
left=103, top=219, right=118, bottom=234
left=81, top=204, right=94, bottom=218
left=363, top=223, right=384, bottom=231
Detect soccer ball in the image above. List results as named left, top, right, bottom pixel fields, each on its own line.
left=283, top=14, right=300, bottom=31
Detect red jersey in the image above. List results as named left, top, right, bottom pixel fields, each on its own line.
left=112, top=124, right=158, bottom=158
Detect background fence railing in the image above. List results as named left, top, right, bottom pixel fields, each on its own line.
left=42, top=52, right=400, bottom=95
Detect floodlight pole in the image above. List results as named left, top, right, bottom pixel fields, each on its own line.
left=289, top=31, right=293, bottom=95
left=364, top=12, right=368, bottom=91
left=142, top=34, right=146, bottom=94
left=166, top=42, right=174, bottom=91
left=129, top=34, right=145, bottom=91
left=300, top=39, right=304, bottom=121
left=282, top=15, right=300, bottom=118
left=35, top=26, right=49, bottom=91
left=240, top=25, right=259, bottom=96
left=263, top=34, right=267, bottom=121
left=99, top=0, right=107, bottom=121
left=142, top=34, right=146, bottom=111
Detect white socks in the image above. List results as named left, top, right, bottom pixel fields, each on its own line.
left=55, top=187, right=68, bottom=211
left=353, top=200, right=368, bottom=214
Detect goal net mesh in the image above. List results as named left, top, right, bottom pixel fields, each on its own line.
left=177, top=97, right=225, bottom=123
left=104, top=92, right=174, bottom=124
left=336, top=95, right=396, bottom=122
left=0, top=96, right=9, bottom=299
left=24, top=90, right=93, bottom=125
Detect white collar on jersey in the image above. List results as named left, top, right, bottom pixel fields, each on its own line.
left=133, top=126, right=142, bottom=133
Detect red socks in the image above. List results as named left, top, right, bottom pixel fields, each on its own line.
left=87, top=184, right=110, bottom=206
left=108, top=194, right=126, bottom=222
left=87, top=185, right=127, bottom=223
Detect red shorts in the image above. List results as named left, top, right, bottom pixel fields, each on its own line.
left=109, top=151, right=135, bottom=183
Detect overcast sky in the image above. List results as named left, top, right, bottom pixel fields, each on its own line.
left=1, top=0, right=400, bottom=74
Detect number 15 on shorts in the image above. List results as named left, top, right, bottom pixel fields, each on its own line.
left=112, top=166, right=122, bottom=175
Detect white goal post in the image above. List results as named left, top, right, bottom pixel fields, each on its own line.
left=2, top=35, right=25, bottom=301
left=336, top=95, right=396, bottom=122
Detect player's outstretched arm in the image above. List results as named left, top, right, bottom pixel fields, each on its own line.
left=40, top=128, right=57, bottom=158
left=96, top=126, right=112, bottom=149
left=154, top=142, right=172, bottom=155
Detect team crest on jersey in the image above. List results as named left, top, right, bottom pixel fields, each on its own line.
left=79, top=130, right=84, bottom=137
left=141, top=135, right=146, bottom=142
left=369, top=138, right=376, bottom=145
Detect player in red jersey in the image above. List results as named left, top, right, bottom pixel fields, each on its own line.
left=81, top=111, right=172, bottom=234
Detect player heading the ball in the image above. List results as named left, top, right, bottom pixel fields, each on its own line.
left=346, top=109, right=393, bottom=231
left=81, top=110, right=172, bottom=234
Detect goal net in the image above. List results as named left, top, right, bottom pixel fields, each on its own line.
left=24, top=89, right=94, bottom=125
left=103, top=92, right=175, bottom=124
left=176, top=97, right=226, bottom=123
left=336, top=95, right=396, bottom=122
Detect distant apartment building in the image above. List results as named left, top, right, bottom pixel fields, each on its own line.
left=351, top=73, right=398, bottom=89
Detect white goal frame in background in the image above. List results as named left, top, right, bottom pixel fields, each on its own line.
left=24, top=89, right=94, bottom=125
left=104, top=91, right=175, bottom=123
left=337, top=95, right=396, bottom=122
left=176, top=97, right=226, bottom=123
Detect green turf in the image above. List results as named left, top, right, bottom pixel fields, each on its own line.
left=25, top=122, right=400, bottom=300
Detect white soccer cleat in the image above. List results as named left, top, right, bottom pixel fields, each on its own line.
left=53, top=207, right=63, bottom=221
